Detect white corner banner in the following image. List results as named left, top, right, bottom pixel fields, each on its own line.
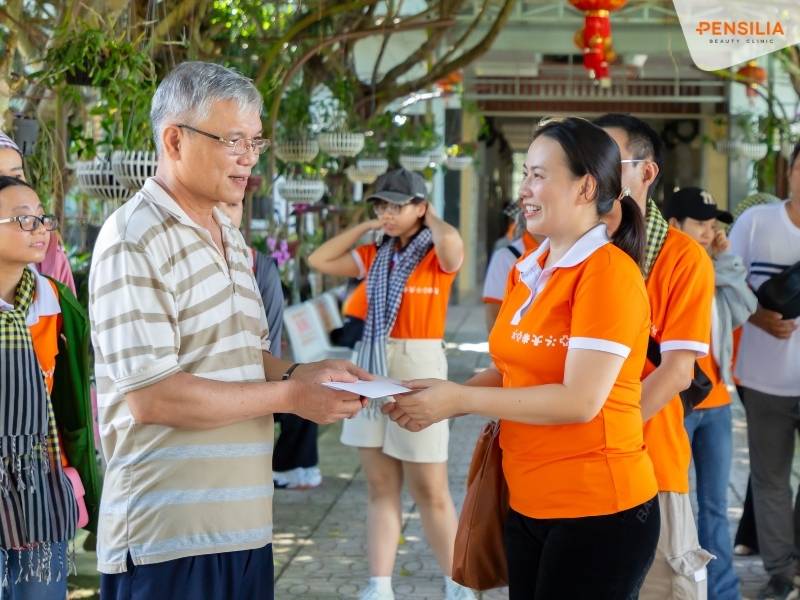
left=672, top=0, right=800, bottom=70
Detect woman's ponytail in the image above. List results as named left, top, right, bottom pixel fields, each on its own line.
left=612, top=194, right=646, bottom=269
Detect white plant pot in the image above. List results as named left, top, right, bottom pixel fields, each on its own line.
left=737, top=142, right=768, bottom=161
left=399, top=153, right=430, bottom=172
left=445, top=155, right=473, bottom=171
left=318, top=132, right=365, bottom=157
left=345, top=166, right=378, bottom=185
left=75, top=158, right=130, bottom=202
left=781, top=140, right=796, bottom=160
left=274, top=139, right=319, bottom=163
left=428, top=149, right=447, bottom=167
left=355, top=158, right=389, bottom=177
left=278, top=178, right=325, bottom=203
left=111, top=150, right=157, bottom=192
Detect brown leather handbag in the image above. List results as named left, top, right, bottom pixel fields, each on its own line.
left=452, top=420, right=509, bottom=590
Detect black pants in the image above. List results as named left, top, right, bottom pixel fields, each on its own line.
left=272, top=413, right=318, bottom=471
left=504, top=497, right=660, bottom=600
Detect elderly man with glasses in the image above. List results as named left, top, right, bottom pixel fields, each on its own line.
left=89, top=61, right=367, bottom=600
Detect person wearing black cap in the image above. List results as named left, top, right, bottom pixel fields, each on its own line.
left=663, top=186, right=757, bottom=600
left=308, top=168, right=473, bottom=600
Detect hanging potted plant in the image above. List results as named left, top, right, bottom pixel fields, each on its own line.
left=398, top=117, right=440, bottom=172
left=445, top=142, right=476, bottom=171
left=317, top=76, right=365, bottom=158
left=274, top=86, right=319, bottom=164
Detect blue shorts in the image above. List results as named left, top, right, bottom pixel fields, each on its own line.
left=100, top=544, right=274, bottom=600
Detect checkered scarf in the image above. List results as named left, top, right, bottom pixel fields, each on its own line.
left=0, top=268, right=75, bottom=581
left=644, top=198, right=670, bottom=279
left=356, top=227, right=433, bottom=416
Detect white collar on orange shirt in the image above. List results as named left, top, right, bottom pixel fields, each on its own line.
left=510, top=224, right=609, bottom=325
left=0, top=265, right=61, bottom=326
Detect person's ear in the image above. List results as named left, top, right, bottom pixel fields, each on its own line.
left=642, top=160, right=660, bottom=191
left=415, top=201, right=428, bottom=218
left=578, top=175, right=597, bottom=206
left=162, top=125, right=183, bottom=160
left=668, top=216, right=680, bottom=228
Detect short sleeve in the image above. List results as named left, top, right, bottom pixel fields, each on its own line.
left=352, top=244, right=377, bottom=280
left=569, top=251, right=650, bottom=358
left=659, top=244, right=714, bottom=356
left=89, top=241, right=180, bottom=393
left=483, top=247, right=519, bottom=304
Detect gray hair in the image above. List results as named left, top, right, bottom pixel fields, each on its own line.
left=150, top=61, right=263, bottom=155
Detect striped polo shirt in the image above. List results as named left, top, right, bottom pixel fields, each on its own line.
left=88, top=178, right=274, bottom=574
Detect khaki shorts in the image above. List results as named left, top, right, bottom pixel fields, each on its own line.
left=340, top=338, right=450, bottom=463
left=639, top=491, right=714, bottom=600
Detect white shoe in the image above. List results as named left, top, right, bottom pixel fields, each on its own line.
left=445, top=576, right=476, bottom=600
left=359, top=581, right=395, bottom=600
left=273, top=467, right=303, bottom=489
left=302, top=466, right=322, bottom=488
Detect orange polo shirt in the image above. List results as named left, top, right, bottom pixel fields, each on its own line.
left=28, top=279, right=61, bottom=395
left=342, top=281, right=368, bottom=320
left=490, top=226, right=657, bottom=519
left=643, top=228, right=714, bottom=493
left=353, top=243, right=457, bottom=339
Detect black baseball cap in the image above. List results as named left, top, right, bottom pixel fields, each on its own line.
left=366, top=168, right=427, bottom=205
left=663, top=187, right=733, bottom=224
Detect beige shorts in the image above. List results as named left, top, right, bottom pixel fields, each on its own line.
left=340, top=338, right=450, bottom=463
left=639, top=491, right=714, bottom=600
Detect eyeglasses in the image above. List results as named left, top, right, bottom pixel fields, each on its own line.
left=372, top=201, right=408, bottom=216
left=0, top=214, right=58, bottom=232
left=621, top=159, right=647, bottom=165
left=177, top=124, right=270, bottom=156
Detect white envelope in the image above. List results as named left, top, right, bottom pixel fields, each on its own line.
left=322, top=379, right=411, bottom=399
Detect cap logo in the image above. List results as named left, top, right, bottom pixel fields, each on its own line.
left=700, top=191, right=715, bottom=205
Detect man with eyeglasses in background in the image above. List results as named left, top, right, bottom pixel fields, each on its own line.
left=596, top=114, right=716, bottom=600
left=89, top=61, right=368, bottom=600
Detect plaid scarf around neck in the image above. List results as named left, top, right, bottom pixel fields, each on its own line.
left=644, top=198, right=670, bottom=279
left=1, top=268, right=76, bottom=583
left=356, top=227, right=434, bottom=416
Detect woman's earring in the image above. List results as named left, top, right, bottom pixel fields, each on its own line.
left=621, top=187, right=631, bottom=198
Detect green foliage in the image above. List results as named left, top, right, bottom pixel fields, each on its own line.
left=276, top=85, right=313, bottom=140
left=31, top=24, right=157, bottom=159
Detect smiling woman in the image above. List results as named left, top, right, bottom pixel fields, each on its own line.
left=0, top=176, right=51, bottom=283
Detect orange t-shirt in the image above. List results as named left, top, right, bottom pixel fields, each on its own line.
left=29, top=279, right=61, bottom=395
left=342, top=281, right=367, bottom=320
left=353, top=242, right=457, bottom=339
left=490, top=232, right=657, bottom=519
left=643, top=228, right=714, bottom=492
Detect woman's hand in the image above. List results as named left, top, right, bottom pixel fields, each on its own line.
left=711, top=229, right=730, bottom=257
left=390, top=378, right=464, bottom=429
left=363, top=218, right=383, bottom=232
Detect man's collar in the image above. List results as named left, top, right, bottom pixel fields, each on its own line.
left=142, top=178, right=236, bottom=232
left=516, top=224, right=609, bottom=275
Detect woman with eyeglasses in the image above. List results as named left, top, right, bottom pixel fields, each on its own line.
left=0, top=175, right=100, bottom=599
left=0, top=130, right=76, bottom=293
left=308, top=168, right=475, bottom=600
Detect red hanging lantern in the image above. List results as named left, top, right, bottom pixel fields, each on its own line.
left=569, top=0, right=627, bottom=84
left=736, top=61, right=767, bottom=98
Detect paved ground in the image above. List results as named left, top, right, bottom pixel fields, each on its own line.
left=70, top=302, right=785, bottom=599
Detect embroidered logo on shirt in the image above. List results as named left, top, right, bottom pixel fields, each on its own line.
left=404, top=286, right=440, bottom=295
left=511, top=330, right=570, bottom=348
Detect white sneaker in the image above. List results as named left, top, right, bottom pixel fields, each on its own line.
left=302, top=466, right=322, bottom=488
left=445, top=576, right=476, bottom=600
left=359, top=581, right=395, bottom=600
left=273, top=467, right=303, bottom=489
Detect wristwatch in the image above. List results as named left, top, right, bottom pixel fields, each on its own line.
left=282, top=363, right=300, bottom=380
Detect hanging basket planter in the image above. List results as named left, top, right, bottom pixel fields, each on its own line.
left=278, top=178, right=325, bottom=204
left=445, top=156, right=473, bottom=171
left=399, top=153, right=431, bottom=172
left=428, top=148, right=447, bottom=167
left=345, top=166, right=378, bottom=185
left=781, top=140, right=796, bottom=160
left=274, top=139, right=319, bottom=163
left=75, top=158, right=130, bottom=202
left=736, top=141, right=768, bottom=161
left=318, top=132, right=365, bottom=157
left=111, top=150, right=157, bottom=192
left=356, top=158, right=389, bottom=177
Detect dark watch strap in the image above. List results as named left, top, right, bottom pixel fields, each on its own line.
left=282, top=363, right=300, bottom=380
